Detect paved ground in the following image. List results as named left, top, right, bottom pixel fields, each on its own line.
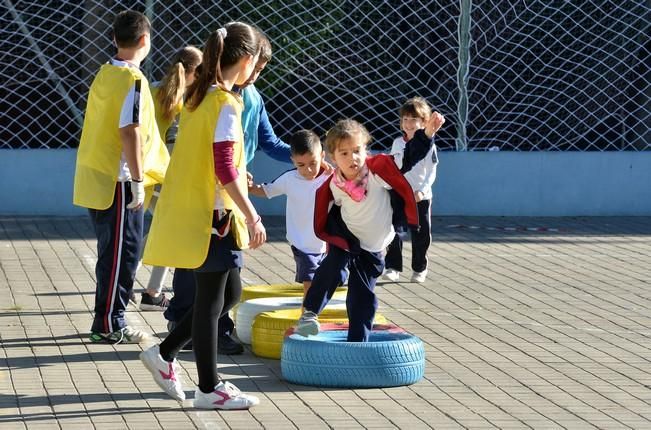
left=1, top=216, right=650, bottom=429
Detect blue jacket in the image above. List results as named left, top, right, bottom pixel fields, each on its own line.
left=241, top=85, right=291, bottom=165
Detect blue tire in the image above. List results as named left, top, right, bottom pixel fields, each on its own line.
left=281, top=330, right=425, bottom=388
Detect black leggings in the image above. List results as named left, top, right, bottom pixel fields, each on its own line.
left=159, top=268, right=241, bottom=393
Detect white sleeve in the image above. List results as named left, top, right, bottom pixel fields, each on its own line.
left=213, top=104, right=239, bottom=142
left=261, top=171, right=288, bottom=199
left=421, top=146, right=438, bottom=191
left=118, top=82, right=141, bottom=128
left=390, top=138, right=405, bottom=169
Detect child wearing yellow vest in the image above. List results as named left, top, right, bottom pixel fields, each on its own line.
left=139, top=23, right=265, bottom=410
left=138, top=46, right=202, bottom=312
left=73, top=10, right=168, bottom=344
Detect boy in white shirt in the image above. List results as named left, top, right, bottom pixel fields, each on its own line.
left=249, top=130, right=333, bottom=296
left=383, top=97, right=439, bottom=283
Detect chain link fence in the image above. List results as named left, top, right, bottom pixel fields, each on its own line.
left=1, top=0, right=649, bottom=151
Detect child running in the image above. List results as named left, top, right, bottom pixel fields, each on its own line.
left=73, top=10, right=169, bottom=344
left=249, top=129, right=329, bottom=297
left=383, top=97, right=439, bottom=283
left=138, top=45, right=202, bottom=311
left=296, top=114, right=444, bottom=342
left=140, top=22, right=265, bottom=409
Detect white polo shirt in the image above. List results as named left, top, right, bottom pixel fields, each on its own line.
left=263, top=170, right=329, bottom=254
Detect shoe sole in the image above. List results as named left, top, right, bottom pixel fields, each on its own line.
left=295, top=322, right=319, bottom=337
left=193, top=398, right=259, bottom=410
left=139, top=351, right=185, bottom=402
left=139, top=304, right=169, bottom=311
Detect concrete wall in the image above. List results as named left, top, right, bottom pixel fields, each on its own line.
left=2, top=149, right=650, bottom=216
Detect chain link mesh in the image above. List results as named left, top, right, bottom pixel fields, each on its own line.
left=1, top=0, right=648, bottom=151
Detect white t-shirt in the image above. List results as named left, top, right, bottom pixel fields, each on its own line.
left=112, top=58, right=143, bottom=182
left=330, top=172, right=394, bottom=253
left=391, top=136, right=438, bottom=200
left=213, top=102, right=239, bottom=210
left=263, top=170, right=329, bottom=254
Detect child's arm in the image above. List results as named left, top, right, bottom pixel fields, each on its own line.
left=400, top=112, right=445, bottom=173
left=120, top=124, right=145, bottom=209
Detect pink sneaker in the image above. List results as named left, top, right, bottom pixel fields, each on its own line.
left=193, top=381, right=260, bottom=410
left=139, top=344, right=185, bottom=401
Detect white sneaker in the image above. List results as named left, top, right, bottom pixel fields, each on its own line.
left=382, top=269, right=400, bottom=282
left=411, top=270, right=427, bottom=283
left=295, top=310, right=320, bottom=337
left=193, top=381, right=260, bottom=410
left=140, top=345, right=185, bottom=401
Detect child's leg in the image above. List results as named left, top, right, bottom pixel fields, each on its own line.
left=192, top=269, right=237, bottom=393
left=90, top=182, right=144, bottom=334
left=302, top=245, right=349, bottom=314
left=164, top=268, right=196, bottom=323
left=411, top=199, right=432, bottom=273
left=346, top=250, right=384, bottom=342
left=384, top=234, right=403, bottom=272
left=145, top=266, right=168, bottom=295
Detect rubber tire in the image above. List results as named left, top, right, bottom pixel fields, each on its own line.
left=281, top=330, right=425, bottom=388
left=235, top=297, right=346, bottom=344
left=251, top=308, right=387, bottom=359
left=240, top=283, right=347, bottom=302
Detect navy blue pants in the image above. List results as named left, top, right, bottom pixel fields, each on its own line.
left=385, top=199, right=431, bottom=273
left=303, top=245, right=383, bottom=342
left=89, top=182, right=144, bottom=333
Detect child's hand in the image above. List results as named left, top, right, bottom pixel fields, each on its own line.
left=321, top=159, right=335, bottom=175
left=246, top=171, right=254, bottom=188
left=414, top=190, right=424, bottom=202
left=246, top=216, right=266, bottom=249
left=424, top=111, right=445, bottom=138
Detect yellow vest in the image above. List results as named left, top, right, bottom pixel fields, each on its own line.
left=150, top=85, right=183, bottom=141
left=73, top=64, right=169, bottom=210
left=143, top=89, right=249, bottom=269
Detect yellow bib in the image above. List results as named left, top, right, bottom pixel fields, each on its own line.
left=73, top=64, right=169, bottom=209
left=143, top=89, right=249, bottom=269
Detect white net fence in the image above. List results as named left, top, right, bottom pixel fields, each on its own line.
left=1, top=0, right=649, bottom=151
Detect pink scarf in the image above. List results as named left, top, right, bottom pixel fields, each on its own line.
left=332, top=163, right=369, bottom=202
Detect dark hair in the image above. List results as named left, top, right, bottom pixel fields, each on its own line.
left=185, top=22, right=259, bottom=111
left=156, top=46, right=202, bottom=121
left=324, top=119, right=372, bottom=154
left=258, top=32, right=272, bottom=63
left=290, top=130, right=321, bottom=156
left=112, top=10, right=151, bottom=49
left=399, top=96, right=432, bottom=121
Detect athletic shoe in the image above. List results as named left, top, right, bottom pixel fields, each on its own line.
left=295, top=310, right=319, bottom=337
left=139, top=344, right=185, bottom=402
left=411, top=270, right=427, bottom=283
left=218, top=334, right=244, bottom=355
left=139, top=292, right=170, bottom=311
left=193, top=381, right=259, bottom=410
left=89, top=326, right=149, bottom=344
left=382, top=268, right=400, bottom=282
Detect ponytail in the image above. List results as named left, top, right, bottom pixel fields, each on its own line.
left=157, top=45, right=202, bottom=118
left=156, top=62, right=185, bottom=121
left=186, top=30, right=223, bottom=111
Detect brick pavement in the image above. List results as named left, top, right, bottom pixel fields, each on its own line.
left=1, top=216, right=650, bottom=429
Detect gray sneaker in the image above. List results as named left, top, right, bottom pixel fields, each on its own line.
left=295, top=310, right=320, bottom=337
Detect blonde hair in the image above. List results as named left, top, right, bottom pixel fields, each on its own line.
left=156, top=46, right=202, bottom=121
left=399, top=96, right=432, bottom=121
left=324, top=119, right=372, bottom=154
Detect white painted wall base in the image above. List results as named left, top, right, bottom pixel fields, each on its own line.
left=2, top=149, right=650, bottom=216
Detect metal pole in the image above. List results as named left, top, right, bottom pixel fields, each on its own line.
left=456, top=0, right=472, bottom=151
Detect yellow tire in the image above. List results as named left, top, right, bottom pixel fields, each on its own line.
left=251, top=308, right=387, bottom=360
left=240, top=283, right=347, bottom=302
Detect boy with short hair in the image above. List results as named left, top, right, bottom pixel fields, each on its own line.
left=249, top=130, right=329, bottom=295
left=73, top=10, right=168, bottom=344
left=383, top=97, right=439, bottom=283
